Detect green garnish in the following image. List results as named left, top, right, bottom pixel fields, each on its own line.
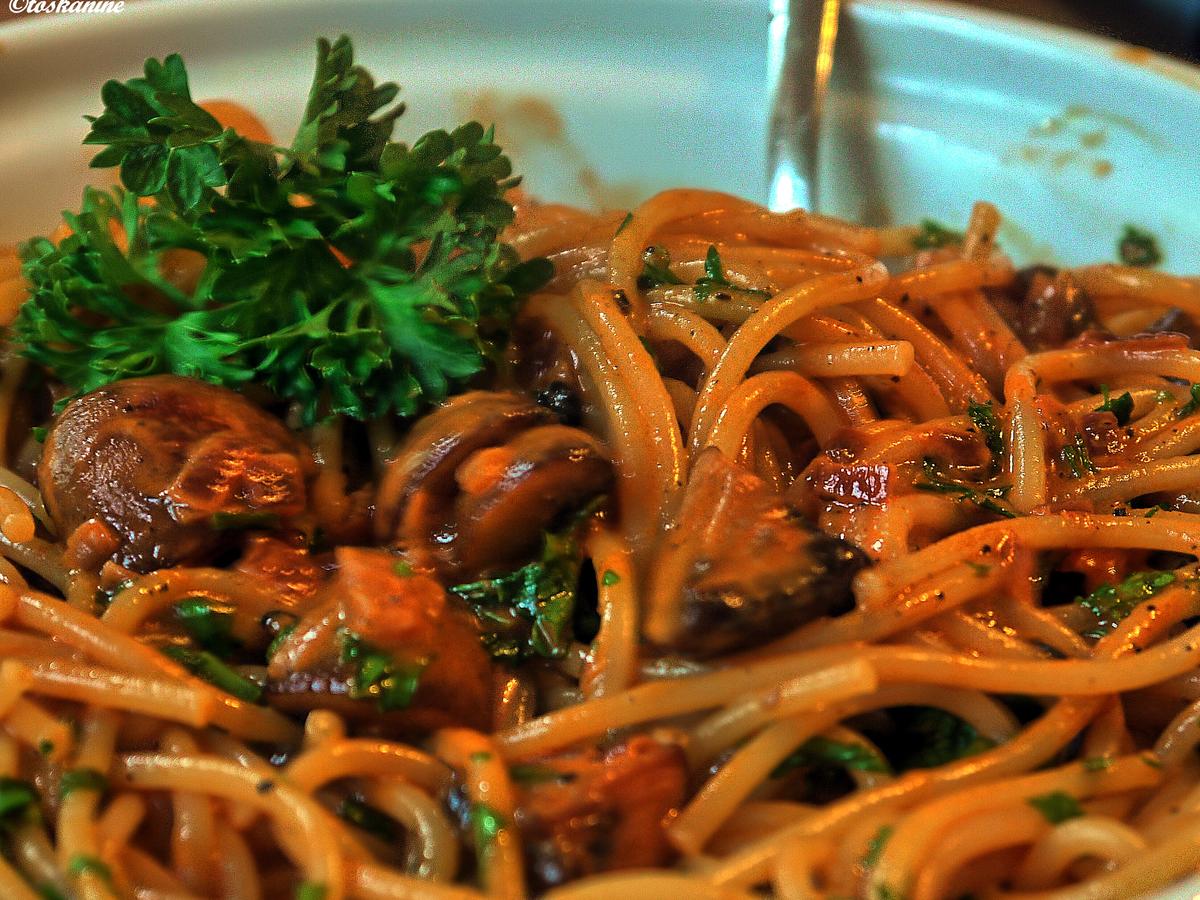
left=338, top=795, right=398, bottom=841
left=36, top=885, right=67, bottom=900
left=14, top=37, right=552, bottom=425
left=693, top=245, right=771, bottom=303
left=470, top=802, right=506, bottom=852
left=614, top=211, right=633, bottom=236
left=0, top=778, right=38, bottom=828
left=174, top=597, right=237, bottom=655
left=772, top=736, right=892, bottom=778
left=340, top=630, right=426, bottom=711
left=1059, top=434, right=1097, bottom=478
left=31, top=427, right=48, bottom=444
left=1118, top=224, right=1162, bottom=268
left=601, top=569, right=621, bottom=587
left=913, top=458, right=1016, bottom=518
left=452, top=527, right=583, bottom=662
left=912, top=219, right=963, bottom=250
left=163, top=645, right=263, bottom=702
left=1095, top=385, right=1134, bottom=426
left=67, top=854, right=113, bottom=885
left=295, top=883, right=328, bottom=900
left=637, top=245, right=685, bottom=290
left=266, top=622, right=297, bottom=660
left=875, top=885, right=907, bottom=900
left=896, top=708, right=995, bottom=770
left=967, top=399, right=1004, bottom=461
left=861, top=824, right=893, bottom=869
left=37, top=740, right=54, bottom=757
left=1028, top=790, right=1084, bottom=824
left=59, top=768, right=108, bottom=799
left=1077, top=570, right=1175, bottom=634
left=1083, top=756, right=1113, bottom=772
left=1175, top=384, right=1200, bottom=419
left=509, top=763, right=575, bottom=785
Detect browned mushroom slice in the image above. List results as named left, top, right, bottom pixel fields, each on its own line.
left=266, top=547, right=494, bottom=732
left=39, top=375, right=311, bottom=573
left=452, top=425, right=612, bottom=574
left=375, top=391, right=553, bottom=547
left=988, top=265, right=1098, bottom=350
left=514, top=737, right=688, bottom=890
left=649, top=448, right=866, bottom=657
left=376, top=391, right=611, bottom=577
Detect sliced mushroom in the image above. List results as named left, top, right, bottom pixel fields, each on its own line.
left=39, top=375, right=311, bottom=572
left=377, top=391, right=611, bottom=577
left=515, top=737, right=687, bottom=890
left=266, top=547, right=493, bottom=732
left=452, top=425, right=611, bottom=574
left=649, top=448, right=866, bottom=657
left=988, top=265, right=1097, bottom=350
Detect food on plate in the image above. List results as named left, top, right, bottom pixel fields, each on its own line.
left=1, top=33, right=1199, bottom=900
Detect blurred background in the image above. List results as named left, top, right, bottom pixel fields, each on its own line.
left=3, top=0, right=1199, bottom=61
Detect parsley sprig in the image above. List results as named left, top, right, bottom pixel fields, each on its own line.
left=14, top=37, right=552, bottom=424
left=913, top=458, right=1016, bottom=518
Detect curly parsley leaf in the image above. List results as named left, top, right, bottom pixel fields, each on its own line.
left=15, top=37, right=552, bottom=424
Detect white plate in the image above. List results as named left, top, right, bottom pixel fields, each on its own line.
left=2, top=1, right=1199, bottom=895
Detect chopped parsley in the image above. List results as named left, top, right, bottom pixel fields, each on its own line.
left=614, top=211, right=633, bottom=236
left=1059, top=434, right=1097, bottom=478
left=0, top=778, right=38, bottom=829
left=1095, top=385, right=1134, bottom=426
left=601, top=569, right=621, bottom=587
left=913, top=458, right=1016, bottom=518
left=891, top=708, right=995, bottom=770
left=509, top=763, right=576, bottom=785
left=1083, top=755, right=1113, bottom=772
left=163, top=645, right=263, bottom=703
left=339, top=630, right=426, bottom=712
left=174, top=597, right=237, bottom=655
left=470, top=802, right=506, bottom=851
left=14, top=38, right=551, bottom=424
left=295, top=883, right=328, bottom=900
left=1175, top=384, right=1200, bottom=419
left=861, top=824, right=893, bottom=869
left=967, top=399, right=1004, bottom=461
left=452, top=527, right=583, bottom=662
left=637, top=245, right=685, bottom=290
left=1077, top=570, right=1175, bottom=634
left=912, top=218, right=963, bottom=250
left=67, top=854, right=113, bottom=886
left=1117, top=224, right=1162, bottom=268
left=772, top=736, right=892, bottom=778
left=1028, top=790, right=1084, bottom=824
left=338, top=795, right=398, bottom=841
left=59, top=768, right=108, bottom=799
left=692, top=245, right=771, bottom=303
